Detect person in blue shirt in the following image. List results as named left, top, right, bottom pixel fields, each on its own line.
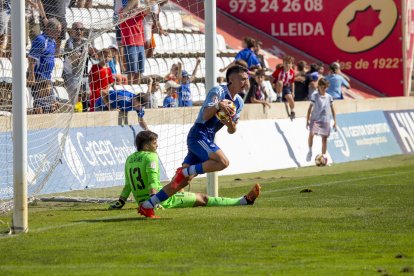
left=139, top=65, right=261, bottom=218
left=324, top=62, right=351, bottom=100
left=177, top=58, right=201, bottom=107
left=27, top=18, right=62, bottom=113
left=163, top=80, right=180, bottom=108
left=219, top=36, right=261, bottom=73
left=95, top=89, right=149, bottom=130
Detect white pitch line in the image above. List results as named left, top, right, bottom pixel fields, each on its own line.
left=262, top=170, right=413, bottom=194
left=0, top=212, right=138, bottom=238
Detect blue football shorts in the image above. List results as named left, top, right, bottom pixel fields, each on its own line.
left=183, top=135, right=221, bottom=166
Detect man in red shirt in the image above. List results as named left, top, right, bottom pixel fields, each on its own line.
left=89, top=48, right=114, bottom=111
left=272, top=55, right=296, bottom=119
left=119, top=3, right=149, bottom=85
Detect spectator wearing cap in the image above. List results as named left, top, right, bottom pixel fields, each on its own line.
left=177, top=58, right=201, bottom=107
left=163, top=80, right=180, bottom=108
left=325, top=62, right=350, bottom=100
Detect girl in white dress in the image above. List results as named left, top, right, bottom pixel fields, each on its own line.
left=306, top=78, right=337, bottom=161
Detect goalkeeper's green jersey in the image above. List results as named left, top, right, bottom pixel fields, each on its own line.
left=124, top=151, right=163, bottom=204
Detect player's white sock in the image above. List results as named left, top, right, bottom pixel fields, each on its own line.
left=183, top=166, right=198, bottom=177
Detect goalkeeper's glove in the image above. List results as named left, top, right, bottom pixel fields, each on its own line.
left=108, top=198, right=125, bottom=210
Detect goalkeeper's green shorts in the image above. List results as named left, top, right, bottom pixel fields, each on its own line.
left=160, top=192, right=197, bottom=209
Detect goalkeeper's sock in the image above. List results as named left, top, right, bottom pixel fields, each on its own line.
left=142, top=189, right=169, bottom=208
left=206, top=197, right=244, bottom=207
left=183, top=164, right=204, bottom=177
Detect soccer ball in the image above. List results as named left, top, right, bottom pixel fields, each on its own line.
left=315, top=154, right=327, bottom=167
left=215, top=100, right=236, bottom=121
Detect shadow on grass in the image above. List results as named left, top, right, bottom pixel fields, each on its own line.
left=75, top=217, right=172, bottom=223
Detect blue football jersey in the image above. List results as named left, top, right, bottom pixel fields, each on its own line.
left=191, top=85, right=244, bottom=139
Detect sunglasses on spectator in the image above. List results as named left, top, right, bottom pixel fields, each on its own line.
left=74, top=28, right=84, bottom=32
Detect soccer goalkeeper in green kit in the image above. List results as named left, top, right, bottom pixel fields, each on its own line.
left=109, top=130, right=261, bottom=214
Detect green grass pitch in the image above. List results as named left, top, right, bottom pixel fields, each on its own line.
left=1, top=155, right=414, bottom=275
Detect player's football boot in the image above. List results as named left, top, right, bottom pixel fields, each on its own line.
left=290, top=111, right=296, bottom=120
left=170, top=167, right=186, bottom=190
left=306, top=151, right=312, bottom=162
left=245, top=183, right=261, bottom=205
left=138, top=204, right=159, bottom=218
left=108, top=199, right=125, bottom=210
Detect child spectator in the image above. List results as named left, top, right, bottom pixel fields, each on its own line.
left=107, top=44, right=128, bottom=85
left=74, top=93, right=83, bottom=112
left=88, top=48, right=114, bottom=111
left=272, top=55, right=296, bottom=119
left=220, top=36, right=261, bottom=72
left=306, top=78, right=337, bottom=162
left=325, top=62, right=350, bottom=100
left=294, top=60, right=308, bottom=101
left=177, top=58, right=201, bottom=107
left=165, top=63, right=180, bottom=82
left=147, top=77, right=160, bottom=109
left=163, top=80, right=180, bottom=108
left=217, top=76, right=226, bottom=85
left=245, top=69, right=271, bottom=110
left=305, top=63, right=320, bottom=100
left=254, top=40, right=268, bottom=71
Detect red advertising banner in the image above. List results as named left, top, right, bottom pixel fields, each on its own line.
left=217, top=0, right=406, bottom=97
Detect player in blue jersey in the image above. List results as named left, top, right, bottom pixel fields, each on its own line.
left=138, top=65, right=261, bottom=218
left=95, top=89, right=148, bottom=130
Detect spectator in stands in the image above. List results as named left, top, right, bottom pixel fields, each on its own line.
left=305, top=63, right=321, bottom=100
left=254, top=40, right=268, bottom=71
left=147, top=77, right=160, bottom=108
left=107, top=44, right=128, bottom=85
left=27, top=18, right=62, bottom=114
left=294, top=60, right=308, bottom=101
left=74, top=93, right=84, bottom=112
left=0, top=0, right=10, bottom=57
left=88, top=48, right=114, bottom=111
left=219, top=36, right=261, bottom=73
left=177, top=58, right=201, bottom=107
left=217, top=76, right=226, bottom=85
left=325, top=62, right=351, bottom=100
left=143, top=0, right=167, bottom=58
left=63, top=22, right=91, bottom=97
left=25, top=0, right=42, bottom=43
left=163, top=80, right=180, bottom=108
left=95, top=89, right=149, bottom=130
left=165, top=63, right=180, bottom=82
left=306, top=77, right=337, bottom=161
left=119, top=2, right=149, bottom=84
left=245, top=69, right=271, bottom=110
left=272, top=55, right=296, bottom=119
left=71, top=0, right=93, bottom=8
left=40, top=0, right=67, bottom=54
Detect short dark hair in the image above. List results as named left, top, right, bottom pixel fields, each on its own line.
left=297, top=60, right=307, bottom=71
left=255, top=69, right=266, bottom=77
left=133, top=93, right=149, bottom=105
left=135, top=130, right=158, bottom=151
left=318, top=78, right=330, bottom=88
left=226, top=65, right=248, bottom=83
left=243, top=36, right=256, bottom=49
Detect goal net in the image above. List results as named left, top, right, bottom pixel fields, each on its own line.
left=0, top=0, right=228, bottom=213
